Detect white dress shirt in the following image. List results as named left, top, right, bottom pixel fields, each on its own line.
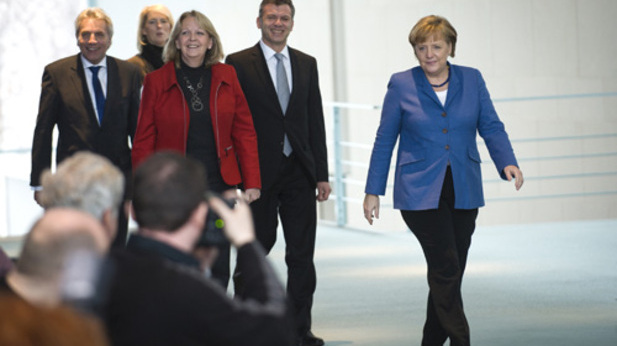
left=435, top=89, right=448, bottom=106
left=259, top=40, right=292, bottom=94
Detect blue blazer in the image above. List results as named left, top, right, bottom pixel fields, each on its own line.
left=365, top=64, right=518, bottom=210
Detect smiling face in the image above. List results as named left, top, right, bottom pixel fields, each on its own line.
left=414, top=35, right=452, bottom=79
left=142, top=10, right=172, bottom=47
left=77, top=18, right=111, bottom=65
left=175, top=16, right=212, bottom=67
left=257, top=3, right=294, bottom=52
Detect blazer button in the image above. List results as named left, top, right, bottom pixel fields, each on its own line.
left=441, top=112, right=447, bottom=117
left=445, top=145, right=450, bottom=150
left=442, top=128, right=448, bottom=134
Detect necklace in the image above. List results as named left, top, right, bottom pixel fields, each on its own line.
left=430, top=64, right=451, bottom=88
left=181, top=73, right=204, bottom=112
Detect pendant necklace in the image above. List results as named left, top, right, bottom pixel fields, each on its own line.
left=181, top=73, right=204, bottom=112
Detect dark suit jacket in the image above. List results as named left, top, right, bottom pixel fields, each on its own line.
left=127, top=54, right=154, bottom=79
left=226, top=44, right=329, bottom=190
left=104, top=242, right=294, bottom=345
left=30, top=54, right=142, bottom=194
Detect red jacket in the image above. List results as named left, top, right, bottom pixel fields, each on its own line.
left=132, top=61, right=261, bottom=189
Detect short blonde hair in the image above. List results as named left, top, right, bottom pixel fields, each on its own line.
left=136, top=4, right=174, bottom=51
left=163, top=10, right=224, bottom=68
left=408, top=15, right=457, bottom=57
left=75, top=7, right=113, bottom=38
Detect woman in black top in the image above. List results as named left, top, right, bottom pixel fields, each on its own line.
left=127, top=5, right=173, bottom=77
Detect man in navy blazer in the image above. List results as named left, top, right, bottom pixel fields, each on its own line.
left=30, top=8, right=142, bottom=248
left=225, top=1, right=331, bottom=345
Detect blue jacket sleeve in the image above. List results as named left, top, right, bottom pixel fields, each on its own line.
left=365, top=75, right=403, bottom=195
left=475, top=70, right=518, bottom=180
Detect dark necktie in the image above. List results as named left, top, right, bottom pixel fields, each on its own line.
left=89, top=66, right=106, bottom=124
left=274, top=53, right=292, bottom=156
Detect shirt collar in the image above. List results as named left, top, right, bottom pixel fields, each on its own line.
left=259, top=39, right=289, bottom=61
left=81, top=54, right=108, bottom=69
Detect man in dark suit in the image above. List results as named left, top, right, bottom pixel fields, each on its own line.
left=225, top=1, right=331, bottom=345
left=30, top=8, right=142, bottom=248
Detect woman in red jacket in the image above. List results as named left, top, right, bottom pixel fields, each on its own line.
left=132, top=10, right=261, bottom=288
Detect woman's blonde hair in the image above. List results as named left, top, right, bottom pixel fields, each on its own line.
left=408, top=15, right=457, bottom=57
left=163, top=10, right=224, bottom=68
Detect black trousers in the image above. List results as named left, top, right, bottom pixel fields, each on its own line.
left=401, top=166, right=478, bottom=346
left=237, top=154, right=317, bottom=336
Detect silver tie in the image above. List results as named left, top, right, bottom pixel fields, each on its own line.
left=275, top=53, right=292, bottom=156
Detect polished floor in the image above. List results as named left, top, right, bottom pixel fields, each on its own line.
left=267, top=219, right=617, bottom=346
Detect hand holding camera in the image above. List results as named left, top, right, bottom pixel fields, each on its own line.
left=206, top=190, right=256, bottom=248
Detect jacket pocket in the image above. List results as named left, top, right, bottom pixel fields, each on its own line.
left=219, top=146, right=241, bottom=186
left=467, top=146, right=482, bottom=163
left=223, top=145, right=234, bottom=158
left=398, top=148, right=426, bottom=166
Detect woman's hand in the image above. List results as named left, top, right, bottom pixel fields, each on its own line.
left=363, top=194, right=380, bottom=225
left=245, top=188, right=261, bottom=203
left=504, top=165, right=524, bottom=190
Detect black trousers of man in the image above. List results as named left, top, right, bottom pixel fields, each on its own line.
left=237, top=154, right=317, bottom=336
left=401, top=166, right=478, bottom=346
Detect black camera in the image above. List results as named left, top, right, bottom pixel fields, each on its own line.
left=197, top=192, right=236, bottom=247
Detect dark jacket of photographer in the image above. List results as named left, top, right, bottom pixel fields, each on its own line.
left=126, top=233, right=201, bottom=269
left=103, top=241, right=294, bottom=346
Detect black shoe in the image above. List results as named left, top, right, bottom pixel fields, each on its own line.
left=297, top=331, right=324, bottom=346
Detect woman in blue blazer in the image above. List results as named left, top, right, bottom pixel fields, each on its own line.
left=363, top=15, right=523, bottom=346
